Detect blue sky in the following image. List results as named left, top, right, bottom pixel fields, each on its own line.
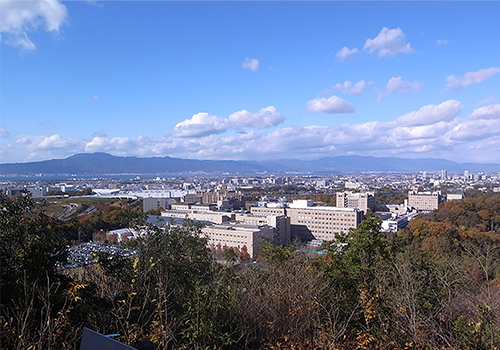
left=1, top=1, right=500, bottom=164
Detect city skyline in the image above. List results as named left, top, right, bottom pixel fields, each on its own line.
left=1, top=1, right=500, bottom=164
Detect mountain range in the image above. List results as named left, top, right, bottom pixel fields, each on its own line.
left=1, top=153, right=500, bottom=175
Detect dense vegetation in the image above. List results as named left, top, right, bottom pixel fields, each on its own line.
left=2, top=192, right=500, bottom=349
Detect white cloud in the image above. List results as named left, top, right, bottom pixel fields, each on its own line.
left=363, top=27, right=414, bottom=57
left=0, top=0, right=68, bottom=51
left=334, top=80, right=366, bottom=95
left=448, top=118, right=500, bottom=142
left=228, top=106, right=284, bottom=128
left=172, top=106, right=285, bottom=138
left=377, top=76, right=422, bottom=101
left=6, top=100, right=500, bottom=163
left=85, top=136, right=135, bottom=153
left=242, top=57, right=259, bottom=71
left=36, top=134, right=75, bottom=150
left=395, top=100, right=463, bottom=127
left=393, top=121, right=453, bottom=141
left=468, top=104, right=500, bottom=120
left=336, top=46, right=359, bottom=61
left=446, top=67, right=500, bottom=89
left=173, top=112, right=230, bottom=138
left=306, top=95, right=355, bottom=114
left=0, top=128, right=9, bottom=138
left=478, top=96, right=497, bottom=106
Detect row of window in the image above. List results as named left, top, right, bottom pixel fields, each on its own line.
left=211, top=238, right=247, bottom=245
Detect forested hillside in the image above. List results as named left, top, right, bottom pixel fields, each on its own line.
left=2, top=193, right=500, bottom=349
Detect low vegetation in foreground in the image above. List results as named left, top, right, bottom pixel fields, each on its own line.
left=2, top=192, right=500, bottom=349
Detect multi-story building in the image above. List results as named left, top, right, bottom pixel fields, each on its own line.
left=200, top=185, right=245, bottom=209
left=161, top=207, right=234, bottom=224
left=336, top=191, right=375, bottom=213
left=234, top=213, right=291, bottom=245
left=376, top=213, right=409, bottom=233
left=143, top=197, right=177, bottom=212
left=408, top=191, right=442, bottom=211
left=287, top=200, right=364, bottom=241
left=201, top=223, right=275, bottom=258
left=250, top=205, right=287, bottom=217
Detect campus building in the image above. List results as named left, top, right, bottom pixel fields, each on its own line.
left=336, top=191, right=375, bottom=213
left=408, top=191, right=442, bottom=211
left=201, top=223, right=275, bottom=258
left=287, top=200, right=364, bottom=241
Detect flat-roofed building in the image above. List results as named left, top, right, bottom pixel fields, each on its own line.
left=336, top=191, right=375, bottom=213
left=408, top=191, right=442, bottom=211
left=201, top=223, right=274, bottom=258
left=200, top=186, right=245, bottom=209
left=143, top=197, right=177, bottom=212
left=234, top=213, right=291, bottom=245
left=287, top=200, right=363, bottom=241
left=171, top=203, right=195, bottom=211
left=376, top=212, right=408, bottom=233
left=184, top=193, right=202, bottom=203
left=250, top=206, right=287, bottom=217
left=161, top=208, right=234, bottom=224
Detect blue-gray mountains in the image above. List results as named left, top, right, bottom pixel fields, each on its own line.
left=1, top=153, right=499, bottom=175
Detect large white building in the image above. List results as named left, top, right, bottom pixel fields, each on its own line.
left=408, top=191, right=442, bottom=211
left=336, top=191, right=375, bottom=213
left=201, top=223, right=275, bottom=258
left=249, top=200, right=364, bottom=241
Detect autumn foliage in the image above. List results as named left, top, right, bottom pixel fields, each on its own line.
left=2, top=192, right=500, bottom=349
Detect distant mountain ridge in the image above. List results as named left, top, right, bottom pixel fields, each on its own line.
left=1, top=152, right=500, bottom=175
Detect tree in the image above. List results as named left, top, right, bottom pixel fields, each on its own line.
left=0, top=191, right=83, bottom=349
left=0, top=191, right=68, bottom=305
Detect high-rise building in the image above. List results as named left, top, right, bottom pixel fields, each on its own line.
left=440, top=170, right=448, bottom=181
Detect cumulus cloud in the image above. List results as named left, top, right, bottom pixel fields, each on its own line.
left=0, top=128, right=9, bottom=138
left=172, top=106, right=284, bottom=138
left=306, top=95, right=355, bottom=114
left=377, top=76, right=422, bottom=102
left=334, top=81, right=366, bottom=95
left=396, top=100, right=463, bottom=127
left=448, top=118, right=500, bottom=142
left=36, top=134, right=74, bottom=150
left=446, top=67, right=500, bottom=89
left=468, top=104, right=500, bottom=120
left=85, top=136, right=136, bottom=153
left=5, top=99, right=500, bottom=163
left=0, top=0, right=68, bottom=51
left=173, top=113, right=230, bottom=138
left=363, top=27, right=414, bottom=57
left=336, top=46, right=359, bottom=61
left=242, top=57, right=259, bottom=71
left=228, top=106, right=284, bottom=128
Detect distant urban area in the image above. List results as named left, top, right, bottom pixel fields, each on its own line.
left=3, top=169, right=500, bottom=266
